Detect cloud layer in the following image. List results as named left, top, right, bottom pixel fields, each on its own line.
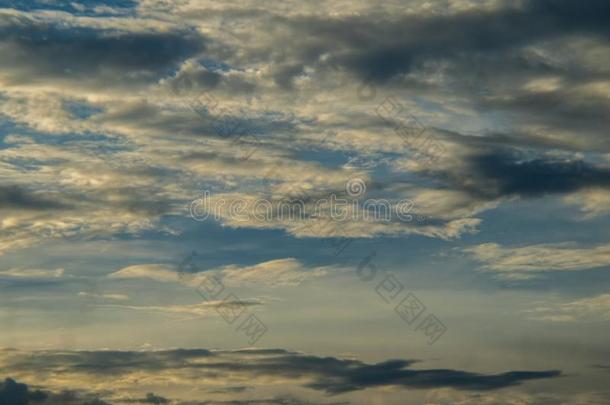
left=0, top=348, right=561, bottom=403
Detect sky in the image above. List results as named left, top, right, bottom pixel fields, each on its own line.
left=0, top=0, right=609, bottom=404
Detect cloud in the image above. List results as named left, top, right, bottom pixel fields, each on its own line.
left=100, top=298, right=266, bottom=318
left=0, top=1, right=607, bottom=403
left=459, top=152, right=610, bottom=199
left=465, top=242, right=610, bottom=279
left=0, top=185, right=70, bottom=211
left=0, top=9, right=205, bottom=89
left=0, top=0, right=607, bottom=258
left=77, top=292, right=129, bottom=301
left=193, top=399, right=349, bottom=405
left=188, top=189, right=479, bottom=240
left=525, top=293, right=610, bottom=322
left=564, top=187, right=610, bottom=217
left=423, top=387, right=610, bottom=405
left=208, top=0, right=610, bottom=88
left=0, top=140, right=183, bottom=255
left=0, top=348, right=561, bottom=399
left=0, top=378, right=46, bottom=405
left=109, top=264, right=178, bottom=283
left=0, top=375, right=350, bottom=405
left=0, top=268, right=64, bottom=278
left=0, top=377, right=120, bottom=405
left=124, top=392, right=169, bottom=404
left=110, top=258, right=329, bottom=288
left=218, top=258, right=328, bottom=287
left=207, top=386, right=252, bottom=394
left=2, top=0, right=609, bottom=253
left=398, top=140, right=610, bottom=220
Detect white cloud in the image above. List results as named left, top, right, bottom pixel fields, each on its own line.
left=77, top=292, right=129, bottom=301
left=564, top=187, right=610, bottom=217
left=219, top=258, right=328, bottom=287
left=465, top=243, right=610, bottom=279
left=110, top=258, right=330, bottom=288
left=100, top=298, right=265, bottom=318
left=109, top=264, right=178, bottom=283
left=525, top=293, right=610, bottom=322
left=0, top=267, right=64, bottom=278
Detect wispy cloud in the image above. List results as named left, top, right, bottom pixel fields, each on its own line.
left=0, top=267, right=64, bottom=278
left=218, top=258, right=328, bottom=287
left=77, top=291, right=129, bottom=301
left=99, top=299, right=266, bottom=318
left=525, top=293, right=610, bottom=322
left=465, top=243, right=610, bottom=279
left=109, top=258, right=330, bottom=288
left=109, top=264, right=178, bottom=283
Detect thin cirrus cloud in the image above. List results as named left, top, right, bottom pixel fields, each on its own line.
left=98, top=298, right=266, bottom=318
left=77, top=291, right=129, bottom=301
left=423, top=388, right=610, bottom=405
left=108, top=264, right=180, bottom=284
left=465, top=242, right=610, bottom=279
left=0, top=267, right=64, bottom=278
left=525, top=293, right=610, bottom=322
left=109, top=258, right=330, bottom=288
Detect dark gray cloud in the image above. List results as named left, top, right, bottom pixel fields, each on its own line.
left=442, top=149, right=610, bottom=200
left=169, top=67, right=256, bottom=96
left=198, top=0, right=610, bottom=159
left=0, top=378, right=197, bottom=405
left=46, top=389, right=113, bottom=405
left=95, top=98, right=296, bottom=142
left=124, top=392, right=169, bottom=404
left=262, top=0, right=610, bottom=85
left=0, top=13, right=204, bottom=86
left=0, top=376, right=344, bottom=405
left=477, top=85, right=610, bottom=152
left=306, top=364, right=560, bottom=394
left=81, top=400, right=112, bottom=405
left=2, top=348, right=561, bottom=395
left=0, top=185, right=70, bottom=210
left=196, top=399, right=348, bottom=405
left=0, top=0, right=137, bottom=14
left=0, top=378, right=46, bottom=405
left=5, top=348, right=214, bottom=374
